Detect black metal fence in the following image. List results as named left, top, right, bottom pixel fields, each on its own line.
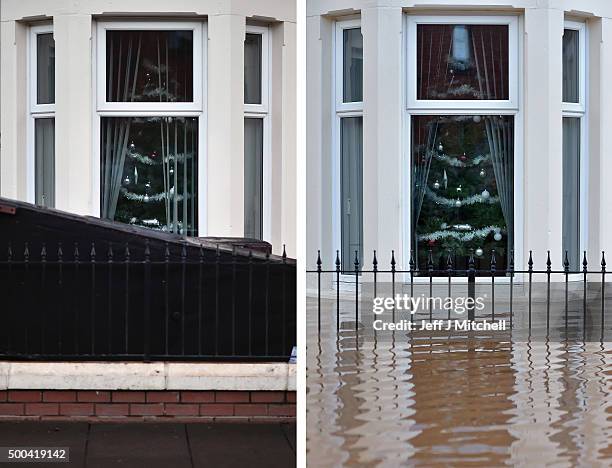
left=309, top=249, right=611, bottom=340
left=0, top=240, right=295, bottom=361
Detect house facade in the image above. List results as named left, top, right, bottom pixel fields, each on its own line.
left=0, top=0, right=296, bottom=421
left=306, top=0, right=612, bottom=275
left=0, top=0, right=296, bottom=257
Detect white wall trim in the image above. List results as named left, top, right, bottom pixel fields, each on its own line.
left=0, top=362, right=296, bottom=391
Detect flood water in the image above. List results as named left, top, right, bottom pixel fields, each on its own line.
left=307, top=294, right=612, bottom=467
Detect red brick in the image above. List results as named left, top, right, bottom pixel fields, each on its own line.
left=180, top=391, right=214, bottom=403
left=112, top=391, right=145, bottom=403
left=43, top=391, right=76, bottom=402
left=268, top=404, right=295, bottom=417
left=287, top=392, right=296, bottom=403
left=77, top=391, right=111, bottom=403
left=164, top=404, right=199, bottom=416
left=234, top=404, right=268, bottom=417
left=95, top=404, right=129, bottom=417
left=0, top=391, right=7, bottom=402
left=8, top=391, right=41, bottom=402
left=25, top=403, right=59, bottom=416
left=215, top=391, right=249, bottom=403
left=130, top=404, right=164, bottom=416
left=59, top=403, right=94, bottom=416
left=250, top=391, right=286, bottom=403
left=0, top=403, right=24, bottom=415
left=146, top=391, right=179, bottom=403
left=199, top=403, right=234, bottom=416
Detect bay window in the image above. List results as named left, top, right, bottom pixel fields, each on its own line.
left=406, top=15, right=518, bottom=272
left=335, top=19, right=363, bottom=271
left=96, top=21, right=205, bottom=236
left=244, top=26, right=270, bottom=240
left=562, top=21, right=586, bottom=270
left=29, top=25, right=56, bottom=208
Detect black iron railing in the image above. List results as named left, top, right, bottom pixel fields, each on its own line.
left=0, top=240, right=295, bottom=361
left=309, top=249, right=610, bottom=340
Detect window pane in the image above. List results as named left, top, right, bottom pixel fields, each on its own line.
left=343, top=28, right=363, bottom=103
left=562, top=117, right=580, bottom=269
left=416, top=24, right=509, bottom=100
left=101, top=116, right=198, bottom=236
left=411, top=115, right=514, bottom=272
left=35, top=118, right=55, bottom=207
left=563, top=29, right=579, bottom=103
left=244, top=33, right=263, bottom=105
left=106, top=30, right=193, bottom=102
left=244, top=118, right=264, bottom=239
left=341, top=117, right=363, bottom=270
left=37, top=33, right=55, bottom=104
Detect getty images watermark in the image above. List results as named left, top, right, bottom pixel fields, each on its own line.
left=371, top=294, right=508, bottom=331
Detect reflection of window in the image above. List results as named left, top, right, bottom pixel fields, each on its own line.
left=30, top=25, right=56, bottom=208
left=335, top=20, right=363, bottom=270
left=407, top=16, right=518, bottom=272
left=562, top=21, right=586, bottom=270
left=244, top=26, right=269, bottom=240
left=97, top=21, right=204, bottom=235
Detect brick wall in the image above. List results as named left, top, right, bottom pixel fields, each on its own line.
left=0, top=390, right=296, bottom=421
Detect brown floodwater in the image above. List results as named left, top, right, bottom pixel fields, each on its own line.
left=307, top=294, right=612, bottom=467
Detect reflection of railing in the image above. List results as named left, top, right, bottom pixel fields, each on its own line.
left=309, top=249, right=610, bottom=340
left=0, top=199, right=296, bottom=361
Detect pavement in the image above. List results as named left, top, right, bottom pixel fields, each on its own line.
left=0, top=421, right=296, bottom=467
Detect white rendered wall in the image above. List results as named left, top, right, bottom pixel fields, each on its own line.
left=306, top=0, right=612, bottom=273
left=0, top=0, right=296, bottom=256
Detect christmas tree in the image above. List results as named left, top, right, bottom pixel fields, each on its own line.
left=412, top=115, right=512, bottom=271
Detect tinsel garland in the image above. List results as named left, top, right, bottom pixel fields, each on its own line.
left=121, top=189, right=190, bottom=203
left=425, top=186, right=498, bottom=206
left=418, top=225, right=503, bottom=242
left=428, top=150, right=489, bottom=168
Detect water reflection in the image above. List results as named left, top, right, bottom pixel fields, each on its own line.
left=307, top=297, right=612, bottom=467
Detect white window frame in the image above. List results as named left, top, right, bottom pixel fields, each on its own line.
left=92, top=20, right=208, bottom=235
left=403, top=14, right=523, bottom=282
left=27, top=23, right=56, bottom=204
left=244, top=25, right=272, bottom=241
left=562, top=20, right=588, bottom=272
left=406, top=15, right=519, bottom=111
left=333, top=18, right=363, bottom=276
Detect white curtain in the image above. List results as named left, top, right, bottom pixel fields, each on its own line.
left=101, top=33, right=142, bottom=220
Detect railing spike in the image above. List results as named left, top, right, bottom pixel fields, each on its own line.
left=124, top=242, right=130, bottom=260
left=490, top=249, right=496, bottom=272
left=335, top=250, right=341, bottom=272
left=24, top=242, right=30, bottom=260
left=391, top=250, right=396, bottom=270
left=372, top=250, right=378, bottom=271
left=282, top=244, right=287, bottom=262
left=107, top=242, right=113, bottom=261
left=165, top=242, right=170, bottom=260
left=74, top=242, right=80, bottom=261
left=528, top=251, right=533, bottom=270
left=509, top=249, right=514, bottom=270
left=468, top=249, right=475, bottom=270
left=144, top=239, right=151, bottom=259
left=90, top=241, right=96, bottom=259
left=564, top=250, right=570, bottom=272
left=316, top=250, right=322, bottom=270
left=354, top=250, right=359, bottom=271
left=409, top=249, right=415, bottom=271
left=181, top=244, right=187, bottom=259
left=602, top=251, right=607, bottom=269
left=583, top=251, right=588, bottom=271
left=57, top=242, right=63, bottom=261
left=41, top=242, right=47, bottom=261
left=7, top=242, right=12, bottom=261
left=427, top=249, right=434, bottom=271
left=546, top=250, right=551, bottom=271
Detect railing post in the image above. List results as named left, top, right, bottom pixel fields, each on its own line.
left=391, top=250, right=396, bottom=321
left=354, top=250, right=359, bottom=333
left=546, top=251, right=551, bottom=332
left=468, top=250, right=475, bottom=321
left=447, top=251, right=453, bottom=320
left=335, top=251, right=341, bottom=332
left=583, top=251, right=588, bottom=336
left=316, top=251, right=322, bottom=333
left=427, top=250, right=433, bottom=322
left=528, top=251, right=533, bottom=331
left=509, top=250, right=514, bottom=330
left=143, top=240, right=151, bottom=361
left=564, top=250, right=570, bottom=331
left=602, top=251, right=606, bottom=340
left=490, top=249, right=496, bottom=321
left=90, top=242, right=96, bottom=355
